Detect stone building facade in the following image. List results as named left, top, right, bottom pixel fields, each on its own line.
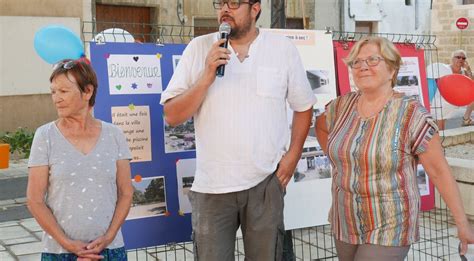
left=431, top=0, right=474, bottom=64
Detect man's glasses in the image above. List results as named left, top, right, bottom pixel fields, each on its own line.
left=350, top=56, right=385, bottom=69
left=455, top=56, right=467, bottom=60
left=213, top=0, right=255, bottom=10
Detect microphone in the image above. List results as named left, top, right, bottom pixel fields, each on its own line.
left=216, top=22, right=231, bottom=77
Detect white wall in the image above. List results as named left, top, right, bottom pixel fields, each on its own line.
left=257, top=0, right=271, bottom=28
left=314, top=0, right=340, bottom=30
left=0, top=16, right=80, bottom=96
left=343, top=0, right=432, bottom=35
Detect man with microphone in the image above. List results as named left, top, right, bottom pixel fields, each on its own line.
left=160, top=0, right=316, bottom=260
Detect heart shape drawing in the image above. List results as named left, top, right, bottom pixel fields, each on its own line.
left=147, top=83, right=153, bottom=88
left=115, top=85, right=122, bottom=90
left=133, top=56, right=139, bottom=62
left=104, top=53, right=110, bottom=59
left=156, top=53, right=162, bottom=59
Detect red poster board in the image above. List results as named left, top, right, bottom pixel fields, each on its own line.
left=333, top=41, right=435, bottom=211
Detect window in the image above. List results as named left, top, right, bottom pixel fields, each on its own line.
left=405, top=0, right=412, bottom=6
left=193, top=17, right=218, bottom=37
left=95, top=4, right=152, bottom=42
left=286, top=17, right=304, bottom=29
left=355, top=21, right=374, bottom=34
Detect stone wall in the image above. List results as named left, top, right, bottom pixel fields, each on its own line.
left=431, top=0, right=474, bottom=63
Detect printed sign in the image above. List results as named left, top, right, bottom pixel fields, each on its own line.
left=111, top=105, right=152, bottom=162
left=107, top=54, right=162, bottom=95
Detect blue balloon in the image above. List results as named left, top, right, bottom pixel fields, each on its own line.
left=427, top=78, right=438, bottom=101
left=34, top=25, right=84, bottom=64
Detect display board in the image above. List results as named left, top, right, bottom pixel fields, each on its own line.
left=91, top=42, right=193, bottom=249
left=263, top=29, right=337, bottom=229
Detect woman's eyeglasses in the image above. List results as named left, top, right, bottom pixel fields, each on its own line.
left=213, top=0, right=254, bottom=10
left=455, top=56, right=467, bottom=60
left=350, top=56, right=385, bottom=69
left=53, top=60, right=78, bottom=71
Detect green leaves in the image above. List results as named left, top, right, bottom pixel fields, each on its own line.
left=0, top=127, right=34, bottom=159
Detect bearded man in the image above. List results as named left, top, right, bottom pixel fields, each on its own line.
left=161, top=1, right=316, bottom=260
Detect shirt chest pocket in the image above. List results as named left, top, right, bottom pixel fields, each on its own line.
left=256, top=67, right=287, bottom=99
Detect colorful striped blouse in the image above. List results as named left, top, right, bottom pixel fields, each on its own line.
left=325, top=91, right=438, bottom=246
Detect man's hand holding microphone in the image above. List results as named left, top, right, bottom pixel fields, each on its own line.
left=202, top=22, right=231, bottom=85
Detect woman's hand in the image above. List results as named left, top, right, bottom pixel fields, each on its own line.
left=78, top=234, right=114, bottom=258
left=457, top=221, right=474, bottom=255
left=64, top=239, right=104, bottom=260
left=463, top=60, right=473, bottom=78
left=463, top=59, right=471, bottom=70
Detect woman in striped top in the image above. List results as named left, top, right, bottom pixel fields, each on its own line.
left=316, top=36, right=474, bottom=261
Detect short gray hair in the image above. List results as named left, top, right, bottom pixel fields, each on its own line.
left=451, top=49, right=467, bottom=58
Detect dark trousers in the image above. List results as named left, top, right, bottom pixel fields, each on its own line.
left=189, top=174, right=286, bottom=261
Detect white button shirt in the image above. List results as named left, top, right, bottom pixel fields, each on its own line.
left=161, top=31, right=316, bottom=193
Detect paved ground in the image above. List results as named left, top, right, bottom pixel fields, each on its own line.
left=0, top=159, right=30, bottom=223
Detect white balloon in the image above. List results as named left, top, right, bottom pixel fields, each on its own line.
left=93, top=28, right=135, bottom=43
left=426, top=63, right=451, bottom=79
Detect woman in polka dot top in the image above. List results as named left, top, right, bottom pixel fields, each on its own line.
left=27, top=58, right=133, bottom=260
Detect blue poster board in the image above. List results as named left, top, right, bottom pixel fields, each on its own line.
left=90, top=42, right=193, bottom=249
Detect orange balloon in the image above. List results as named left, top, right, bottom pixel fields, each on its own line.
left=134, top=175, right=142, bottom=182
left=437, top=74, right=474, bottom=106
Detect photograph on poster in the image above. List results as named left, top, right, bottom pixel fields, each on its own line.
left=182, top=177, right=194, bottom=195
left=396, top=75, right=419, bottom=87
left=417, top=165, right=430, bottom=196
left=394, top=57, right=424, bottom=105
left=163, top=117, right=195, bottom=153
left=293, top=136, right=331, bottom=183
left=172, top=55, right=181, bottom=72
left=127, top=176, right=167, bottom=220
left=306, top=69, right=334, bottom=112
left=176, top=159, right=196, bottom=214
left=306, top=69, right=330, bottom=94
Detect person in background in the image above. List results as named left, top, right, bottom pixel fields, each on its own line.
left=160, top=0, right=316, bottom=259
left=449, top=50, right=473, bottom=127
left=27, top=58, right=133, bottom=260
left=315, top=36, right=474, bottom=260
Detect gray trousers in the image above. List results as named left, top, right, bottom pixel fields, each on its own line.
left=334, top=238, right=410, bottom=261
left=189, top=174, right=285, bottom=261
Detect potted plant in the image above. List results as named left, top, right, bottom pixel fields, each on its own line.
left=0, top=127, right=34, bottom=166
